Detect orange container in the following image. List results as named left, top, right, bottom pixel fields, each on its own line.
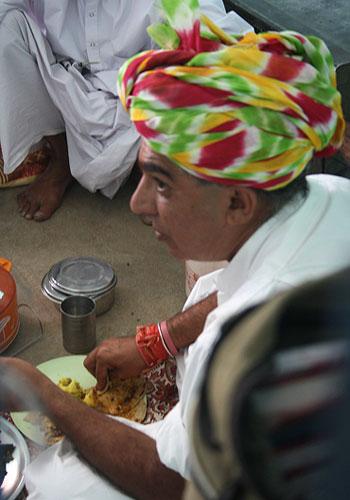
left=0, top=259, right=20, bottom=353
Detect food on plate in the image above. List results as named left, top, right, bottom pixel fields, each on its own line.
left=25, top=376, right=147, bottom=445
left=24, top=412, right=63, bottom=446
left=83, top=377, right=145, bottom=416
left=58, top=377, right=85, bottom=399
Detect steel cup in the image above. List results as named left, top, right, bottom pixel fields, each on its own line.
left=60, top=296, right=96, bottom=354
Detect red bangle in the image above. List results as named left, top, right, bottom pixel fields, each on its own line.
left=159, top=321, right=179, bottom=357
left=135, top=323, right=169, bottom=367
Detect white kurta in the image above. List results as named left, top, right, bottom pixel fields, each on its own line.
left=156, top=174, right=350, bottom=478
left=24, top=174, right=350, bottom=499
left=0, top=0, right=253, bottom=197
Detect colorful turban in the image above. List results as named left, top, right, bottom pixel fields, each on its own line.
left=118, top=0, right=345, bottom=190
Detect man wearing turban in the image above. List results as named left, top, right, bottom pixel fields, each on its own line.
left=1, top=1, right=350, bottom=499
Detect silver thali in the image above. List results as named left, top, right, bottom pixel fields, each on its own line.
left=0, top=417, right=30, bottom=500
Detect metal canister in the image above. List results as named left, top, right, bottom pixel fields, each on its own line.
left=41, top=257, right=117, bottom=316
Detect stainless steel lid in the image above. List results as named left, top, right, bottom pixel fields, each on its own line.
left=41, top=273, right=68, bottom=304
left=47, top=257, right=117, bottom=295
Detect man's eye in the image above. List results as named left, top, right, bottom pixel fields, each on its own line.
left=155, top=179, right=168, bottom=191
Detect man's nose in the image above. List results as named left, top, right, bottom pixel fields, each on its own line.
left=130, top=175, right=156, bottom=216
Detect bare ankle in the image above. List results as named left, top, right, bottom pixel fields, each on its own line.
left=45, top=133, right=71, bottom=177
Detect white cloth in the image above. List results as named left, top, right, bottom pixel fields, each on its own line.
left=0, top=0, right=253, bottom=197
left=25, top=439, right=132, bottom=500
left=24, top=174, right=350, bottom=498
left=25, top=417, right=162, bottom=500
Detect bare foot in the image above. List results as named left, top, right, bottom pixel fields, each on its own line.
left=17, top=134, right=72, bottom=222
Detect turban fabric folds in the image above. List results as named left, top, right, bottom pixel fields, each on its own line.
left=118, top=0, right=345, bottom=190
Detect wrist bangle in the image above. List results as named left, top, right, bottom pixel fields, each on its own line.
left=157, top=323, right=173, bottom=357
left=159, top=320, right=179, bottom=357
left=135, top=323, right=169, bottom=367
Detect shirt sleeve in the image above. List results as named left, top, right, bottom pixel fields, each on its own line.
left=198, top=0, right=254, bottom=34
left=155, top=403, right=191, bottom=479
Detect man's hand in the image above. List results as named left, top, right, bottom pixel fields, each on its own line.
left=0, top=357, right=52, bottom=412
left=84, top=336, right=147, bottom=390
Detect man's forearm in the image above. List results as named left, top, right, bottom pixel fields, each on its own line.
left=42, top=380, right=184, bottom=500
left=166, top=292, right=217, bottom=349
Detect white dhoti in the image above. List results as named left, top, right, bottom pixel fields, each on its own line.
left=0, top=10, right=140, bottom=198
left=25, top=417, right=162, bottom=500
left=25, top=439, right=133, bottom=500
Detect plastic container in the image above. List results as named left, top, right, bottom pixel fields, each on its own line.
left=0, top=259, right=20, bottom=353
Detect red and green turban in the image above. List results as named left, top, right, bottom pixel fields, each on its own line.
left=118, top=0, right=345, bottom=190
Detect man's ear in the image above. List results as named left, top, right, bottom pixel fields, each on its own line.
left=225, top=187, right=259, bottom=226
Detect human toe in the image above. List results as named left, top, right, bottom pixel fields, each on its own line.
left=23, top=198, right=41, bottom=220
left=33, top=209, right=51, bottom=222
left=17, top=191, right=29, bottom=212
left=33, top=201, right=57, bottom=221
left=18, top=198, right=34, bottom=218
left=19, top=200, right=31, bottom=217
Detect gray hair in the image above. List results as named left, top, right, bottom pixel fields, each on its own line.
left=191, top=170, right=309, bottom=218
left=254, top=173, right=309, bottom=217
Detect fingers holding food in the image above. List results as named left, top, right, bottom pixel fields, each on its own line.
left=84, top=337, right=147, bottom=389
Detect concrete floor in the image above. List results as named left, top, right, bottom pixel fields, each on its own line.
left=0, top=176, right=186, bottom=366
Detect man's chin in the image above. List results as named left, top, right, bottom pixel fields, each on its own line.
left=168, top=247, right=185, bottom=260
left=159, top=238, right=184, bottom=260
left=153, top=231, right=188, bottom=260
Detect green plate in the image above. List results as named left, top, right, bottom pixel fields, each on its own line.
left=11, top=355, right=96, bottom=446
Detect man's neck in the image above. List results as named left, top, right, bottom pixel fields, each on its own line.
left=227, top=205, right=272, bottom=262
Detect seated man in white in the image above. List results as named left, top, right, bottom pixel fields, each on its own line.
left=0, top=0, right=252, bottom=220
left=1, top=1, right=349, bottom=498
